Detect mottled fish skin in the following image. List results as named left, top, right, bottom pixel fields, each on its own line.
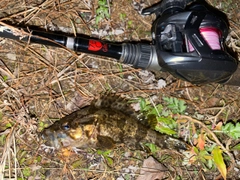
left=41, top=94, right=189, bottom=151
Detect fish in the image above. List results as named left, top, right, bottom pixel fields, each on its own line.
left=41, top=94, right=189, bottom=151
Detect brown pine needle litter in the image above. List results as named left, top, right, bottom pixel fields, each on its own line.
left=0, top=0, right=240, bottom=179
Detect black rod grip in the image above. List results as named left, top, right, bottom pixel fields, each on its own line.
left=73, top=38, right=122, bottom=59
left=31, top=31, right=123, bottom=59
left=0, top=25, right=123, bottom=59
left=0, top=25, right=156, bottom=70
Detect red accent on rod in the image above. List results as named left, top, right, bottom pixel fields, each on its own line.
left=88, top=40, right=103, bottom=51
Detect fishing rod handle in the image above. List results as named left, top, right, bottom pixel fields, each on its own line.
left=0, top=25, right=158, bottom=70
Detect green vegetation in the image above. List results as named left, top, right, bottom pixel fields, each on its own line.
left=221, top=122, right=240, bottom=140
left=97, top=149, right=114, bottom=166
left=138, top=96, right=186, bottom=135
left=95, top=0, right=110, bottom=25
left=137, top=96, right=235, bottom=179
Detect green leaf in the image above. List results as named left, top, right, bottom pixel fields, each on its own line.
left=178, top=100, right=187, bottom=113
left=163, top=96, right=186, bottom=114
left=0, top=134, right=6, bottom=146
left=125, top=174, right=131, bottom=180
left=161, top=110, right=169, bottom=117
left=5, top=122, right=12, bottom=128
left=167, top=104, right=176, bottom=110
left=23, top=167, right=31, bottom=177
left=97, top=149, right=103, bottom=155
left=144, top=143, right=159, bottom=153
left=120, top=13, right=126, bottom=21
left=174, top=97, right=178, bottom=106
left=106, top=157, right=113, bottom=166
left=144, top=105, right=152, bottom=112
left=71, top=160, right=83, bottom=168
left=3, top=75, right=8, bottom=82
left=127, top=20, right=133, bottom=28
left=199, top=150, right=211, bottom=163
left=96, top=8, right=103, bottom=14
left=138, top=98, right=153, bottom=113
left=222, top=122, right=233, bottom=131
left=97, top=149, right=113, bottom=166
left=95, top=16, right=102, bottom=24
left=193, top=146, right=199, bottom=154
left=155, top=104, right=163, bottom=113
left=155, top=126, right=177, bottom=135
left=20, top=158, right=26, bottom=165
left=34, top=156, right=42, bottom=163
left=103, top=149, right=111, bottom=156
left=97, top=149, right=111, bottom=156
left=151, top=107, right=160, bottom=115
left=212, top=146, right=227, bottom=180
left=139, top=97, right=146, bottom=111
left=222, top=122, right=240, bottom=139
left=98, top=0, right=106, bottom=6
left=103, top=8, right=110, bottom=18
left=207, top=158, right=213, bottom=169
left=162, top=97, right=168, bottom=102
left=157, top=117, right=177, bottom=129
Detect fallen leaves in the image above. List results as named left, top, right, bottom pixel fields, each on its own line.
left=137, top=156, right=167, bottom=180
left=212, top=146, right=227, bottom=180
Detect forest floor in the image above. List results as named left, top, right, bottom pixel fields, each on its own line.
left=0, top=0, right=240, bottom=179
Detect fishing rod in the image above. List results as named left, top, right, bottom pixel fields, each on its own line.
left=0, top=0, right=239, bottom=86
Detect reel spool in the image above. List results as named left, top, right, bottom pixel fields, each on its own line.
left=187, top=27, right=221, bottom=52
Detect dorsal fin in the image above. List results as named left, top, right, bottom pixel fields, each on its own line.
left=92, top=93, right=136, bottom=117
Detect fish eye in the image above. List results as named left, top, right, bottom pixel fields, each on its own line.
left=62, top=124, right=70, bottom=131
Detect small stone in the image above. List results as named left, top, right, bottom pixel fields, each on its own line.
left=6, top=53, right=16, bottom=60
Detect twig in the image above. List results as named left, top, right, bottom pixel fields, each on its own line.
left=202, top=105, right=228, bottom=125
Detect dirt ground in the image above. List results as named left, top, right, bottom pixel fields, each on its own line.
left=0, top=0, right=240, bottom=179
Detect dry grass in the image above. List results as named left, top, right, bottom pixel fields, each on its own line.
left=0, top=0, right=240, bottom=179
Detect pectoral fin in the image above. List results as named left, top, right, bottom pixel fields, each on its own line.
left=96, top=135, right=116, bottom=149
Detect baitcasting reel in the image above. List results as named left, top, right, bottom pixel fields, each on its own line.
left=0, top=0, right=238, bottom=85
left=142, top=0, right=238, bottom=84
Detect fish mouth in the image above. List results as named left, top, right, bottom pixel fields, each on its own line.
left=41, top=129, right=76, bottom=149
left=41, top=129, right=61, bottom=148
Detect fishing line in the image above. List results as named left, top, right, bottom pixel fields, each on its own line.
left=187, top=27, right=221, bottom=52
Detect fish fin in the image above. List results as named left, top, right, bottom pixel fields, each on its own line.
left=163, top=136, right=190, bottom=151
left=92, top=93, right=137, bottom=117
left=96, top=135, right=115, bottom=149
left=147, top=114, right=158, bottom=129
left=136, top=114, right=158, bottom=129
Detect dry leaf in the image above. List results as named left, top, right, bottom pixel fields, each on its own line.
left=197, top=133, right=205, bottom=150
left=215, top=121, right=223, bottom=130
left=137, top=156, right=167, bottom=180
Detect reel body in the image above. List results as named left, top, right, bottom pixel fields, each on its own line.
left=148, top=0, right=238, bottom=84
